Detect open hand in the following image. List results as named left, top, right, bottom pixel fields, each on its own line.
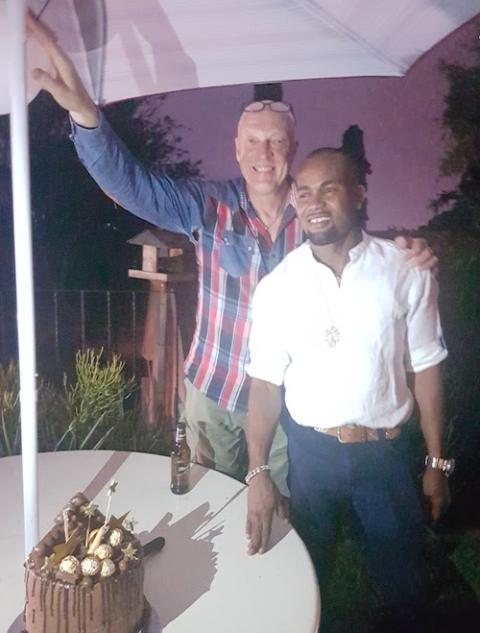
left=26, top=11, right=98, bottom=127
left=246, top=472, right=289, bottom=555
left=423, top=467, right=450, bottom=522
left=394, top=235, right=438, bottom=274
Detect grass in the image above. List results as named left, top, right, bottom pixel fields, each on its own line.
left=319, top=525, right=480, bottom=633
left=449, top=529, right=480, bottom=600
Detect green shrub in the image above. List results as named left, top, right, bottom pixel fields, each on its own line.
left=60, top=348, right=134, bottom=450
left=0, top=362, right=20, bottom=456
left=0, top=350, right=169, bottom=457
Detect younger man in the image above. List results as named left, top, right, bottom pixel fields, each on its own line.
left=245, top=148, right=452, bottom=608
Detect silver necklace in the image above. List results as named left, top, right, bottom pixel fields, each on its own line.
left=317, top=274, right=341, bottom=348
left=325, top=324, right=341, bottom=348
left=240, top=196, right=287, bottom=273
left=257, top=195, right=287, bottom=234
left=259, top=209, right=284, bottom=232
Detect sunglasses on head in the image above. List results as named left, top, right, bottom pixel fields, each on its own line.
left=242, top=100, right=295, bottom=120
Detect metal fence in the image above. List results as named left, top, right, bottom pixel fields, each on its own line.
left=0, top=289, right=151, bottom=381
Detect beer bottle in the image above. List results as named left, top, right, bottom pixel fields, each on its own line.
left=170, top=422, right=191, bottom=494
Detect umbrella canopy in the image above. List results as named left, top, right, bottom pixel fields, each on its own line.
left=1, top=0, right=479, bottom=114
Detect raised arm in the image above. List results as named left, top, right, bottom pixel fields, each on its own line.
left=27, top=11, right=205, bottom=236
left=27, top=11, right=99, bottom=128
left=245, top=378, right=287, bottom=555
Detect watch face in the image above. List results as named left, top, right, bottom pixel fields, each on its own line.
left=443, top=458, right=455, bottom=475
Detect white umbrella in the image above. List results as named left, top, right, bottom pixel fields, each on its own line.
left=2, top=0, right=479, bottom=114
left=3, top=0, right=479, bottom=556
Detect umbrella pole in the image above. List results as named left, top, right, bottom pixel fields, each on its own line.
left=7, top=0, right=38, bottom=556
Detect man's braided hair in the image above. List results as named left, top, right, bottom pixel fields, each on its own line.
left=342, top=124, right=372, bottom=227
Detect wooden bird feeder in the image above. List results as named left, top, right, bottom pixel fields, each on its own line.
left=127, top=229, right=194, bottom=281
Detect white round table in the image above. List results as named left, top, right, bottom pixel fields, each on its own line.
left=0, top=451, right=320, bottom=633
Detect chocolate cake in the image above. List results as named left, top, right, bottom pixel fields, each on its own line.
left=24, top=490, right=145, bottom=633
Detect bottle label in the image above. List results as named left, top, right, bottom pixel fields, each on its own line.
left=171, top=453, right=190, bottom=494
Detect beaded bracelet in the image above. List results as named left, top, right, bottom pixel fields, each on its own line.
left=245, top=464, right=271, bottom=485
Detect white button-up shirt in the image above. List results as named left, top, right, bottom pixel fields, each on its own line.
left=247, top=233, right=448, bottom=429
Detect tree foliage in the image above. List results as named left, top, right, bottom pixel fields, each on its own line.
left=419, top=47, right=480, bottom=521
left=384, top=45, right=480, bottom=523
left=428, top=47, right=480, bottom=231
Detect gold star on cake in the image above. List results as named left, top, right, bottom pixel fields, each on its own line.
left=40, top=554, right=56, bottom=574
left=82, top=502, right=98, bottom=518
left=108, top=480, right=118, bottom=494
left=121, top=542, right=138, bottom=561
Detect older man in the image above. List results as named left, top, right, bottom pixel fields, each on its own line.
left=245, top=148, right=452, bottom=613
left=28, top=13, right=436, bottom=499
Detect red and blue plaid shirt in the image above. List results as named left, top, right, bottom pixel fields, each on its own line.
left=72, top=114, right=304, bottom=411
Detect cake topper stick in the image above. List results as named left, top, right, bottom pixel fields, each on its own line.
left=104, top=479, right=118, bottom=526
left=87, top=525, right=109, bottom=555
left=82, top=501, right=98, bottom=546
left=62, top=509, right=70, bottom=542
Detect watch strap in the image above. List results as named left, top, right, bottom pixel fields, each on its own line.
left=424, top=455, right=455, bottom=477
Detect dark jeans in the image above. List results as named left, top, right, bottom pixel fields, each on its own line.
left=287, top=420, right=428, bottom=608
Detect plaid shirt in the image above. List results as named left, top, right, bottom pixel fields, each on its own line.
left=72, top=114, right=304, bottom=411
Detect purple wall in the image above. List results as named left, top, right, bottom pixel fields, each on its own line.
left=162, top=19, right=478, bottom=230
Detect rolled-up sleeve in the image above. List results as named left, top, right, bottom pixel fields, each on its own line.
left=404, top=270, right=448, bottom=372
left=247, top=275, right=290, bottom=385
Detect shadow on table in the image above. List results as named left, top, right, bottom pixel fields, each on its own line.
left=139, top=485, right=293, bottom=631
left=82, top=451, right=134, bottom=499
left=6, top=613, right=22, bottom=633
left=269, top=513, right=293, bottom=550
left=139, top=488, right=246, bottom=630
left=139, top=500, right=227, bottom=631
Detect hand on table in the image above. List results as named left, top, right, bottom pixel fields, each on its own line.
left=423, top=467, right=450, bottom=522
left=246, top=473, right=289, bottom=555
left=26, top=10, right=99, bottom=128
left=394, top=235, right=438, bottom=275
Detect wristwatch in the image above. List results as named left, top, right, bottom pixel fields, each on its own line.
left=424, top=455, right=455, bottom=477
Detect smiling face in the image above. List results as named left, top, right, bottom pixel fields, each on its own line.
left=235, top=108, right=297, bottom=199
left=294, top=151, right=366, bottom=247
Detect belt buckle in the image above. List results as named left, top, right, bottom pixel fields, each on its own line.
left=336, top=426, right=348, bottom=443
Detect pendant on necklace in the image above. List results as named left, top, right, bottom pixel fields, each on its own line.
left=325, top=325, right=340, bottom=348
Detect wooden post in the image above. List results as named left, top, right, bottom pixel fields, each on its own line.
left=128, top=269, right=195, bottom=427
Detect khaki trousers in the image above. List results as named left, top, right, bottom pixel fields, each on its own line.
left=182, top=378, right=289, bottom=497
